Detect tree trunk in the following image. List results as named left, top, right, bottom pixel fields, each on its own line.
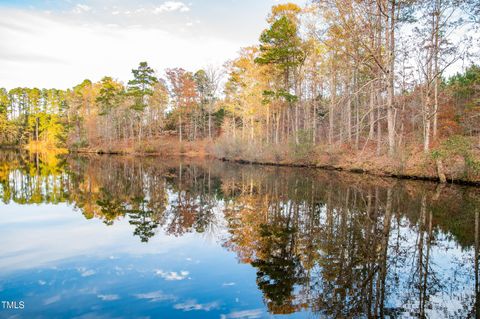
left=35, top=117, right=39, bottom=142
left=266, top=106, right=270, bottom=144
left=369, top=84, right=376, bottom=139
left=377, top=95, right=382, bottom=156
left=424, top=94, right=431, bottom=153
left=208, top=110, right=212, bottom=139
left=347, top=95, right=352, bottom=143
left=329, top=67, right=337, bottom=145
left=433, top=0, right=440, bottom=139
left=436, top=158, right=447, bottom=183
left=386, top=0, right=396, bottom=157
left=179, top=110, right=183, bottom=143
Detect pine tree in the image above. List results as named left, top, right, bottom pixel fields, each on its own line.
left=128, top=62, right=157, bottom=111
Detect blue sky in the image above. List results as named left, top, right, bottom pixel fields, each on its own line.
left=0, top=0, right=306, bottom=89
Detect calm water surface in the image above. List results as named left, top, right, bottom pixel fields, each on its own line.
left=0, top=151, right=479, bottom=318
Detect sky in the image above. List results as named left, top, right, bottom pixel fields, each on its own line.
left=0, top=0, right=306, bottom=89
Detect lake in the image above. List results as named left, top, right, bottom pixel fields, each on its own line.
left=0, top=151, right=479, bottom=318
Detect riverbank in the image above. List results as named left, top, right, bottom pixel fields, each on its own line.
left=219, top=155, right=480, bottom=186
left=29, top=136, right=480, bottom=186
left=215, top=141, right=480, bottom=186
left=72, top=137, right=211, bottom=158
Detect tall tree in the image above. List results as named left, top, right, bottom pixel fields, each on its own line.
left=166, top=68, right=197, bottom=142
left=128, top=62, right=158, bottom=140
left=147, top=80, right=169, bottom=137
left=256, top=3, right=306, bottom=145
left=96, top=77, right=124, bottom=142
left=128, top=62, right=157, bottom=111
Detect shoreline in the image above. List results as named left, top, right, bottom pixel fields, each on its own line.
left=3, top=141, right=478, bottom=187
left=218, top=157, right=480, bottom=187
left=68, top=147, right=480, bottom=187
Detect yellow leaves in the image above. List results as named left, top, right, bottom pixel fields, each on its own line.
left=268, top=3, right=302, bottom=24
left=24, top=141, right=68, bottom=156
left=223, top=193, right=270, bottom=263
left=225, top=46, right=274, bottom=119
left=0, top=161, right=15, bottom=183
left=272, top=3, right=302, bottom=13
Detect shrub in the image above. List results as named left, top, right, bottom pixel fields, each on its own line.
left=432, top=135, right=480, bottom=176
left=288, top=130, right=315, bottom=161
left=70, top=139, right=89, bottom=150
left=134, top=142, right=156, bottom=154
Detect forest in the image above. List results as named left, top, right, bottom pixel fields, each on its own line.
left=0, top=1, right=479, bottom=181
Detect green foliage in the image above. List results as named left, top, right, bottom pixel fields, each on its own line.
left=96, top=188, right=126, bottom=225
left=262, top=89, right=298, bottom=104
left=128, top=62, right=158, bottom=111
left=443, top=65, right=480, bottom=139
left=0, top=118, right=19, bottom=146
left=135, top=142, right=156, bottom=154
left=255, top=5, right=304, bottom=107
left=0, top=88, right=14, bottom=145
left=0, top=88, right=8, bottom=111
left=96, top=77, right=123, bottom=115
left=127, top=196, right=158, bottom=242
left=70, top=139, right=89, bottom=150
left=432, top=135, right=480, bottom=174
left=0, top=86, right=69, bottom=147
left=44, top=114, right=66, bottom=146
left=289, top=130, right=314, bottom=160
left=213, top=108, right=225, bottom=127
left=447, top=65, right=480, bottom=99
left=194, top=69, right=210, bottom=102
left=255, top=15, right=305, bottom=71
left=252, top=221, right=305, bottom=312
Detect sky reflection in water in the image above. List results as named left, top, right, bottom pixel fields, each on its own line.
left=0, top=152, right=479, bottom=318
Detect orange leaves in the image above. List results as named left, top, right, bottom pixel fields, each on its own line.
left=165, top=68, right=198, bottom=112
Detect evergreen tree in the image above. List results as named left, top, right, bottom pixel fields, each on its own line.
left=96, top=77, right=123, bottom=115
left=128, top=62, right=158, bottom=111
left=255, top=3, right=305, bottom=99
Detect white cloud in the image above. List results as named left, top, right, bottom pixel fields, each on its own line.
left=73, top=4, right=91, bottom=14
left=78, top=267, right=96, bottom=277
left=97, top=294, right=120, bottom=301
left=44, top=295, right=61, bottom=305
left=174, top=299, right=220, bottom=311
left=220, top=309, right=263, bottom=319
left=222, top=282, right=235, bottom=286
left=0, top=8, right=241, bottom=89
left=153, top=1, right=190, bottom=14
left=134, top=291, right=176, bottom=302
left=0, top=1, right=313, bottom=90
left=155, top=269, right=190, bottom=280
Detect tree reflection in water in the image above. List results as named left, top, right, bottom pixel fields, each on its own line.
left=1, top=151, right=479, bottom=318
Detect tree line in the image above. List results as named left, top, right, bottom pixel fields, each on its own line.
left=0, top=1, right=479, bottom=161
left=0, top=63, right=223, bottom=149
